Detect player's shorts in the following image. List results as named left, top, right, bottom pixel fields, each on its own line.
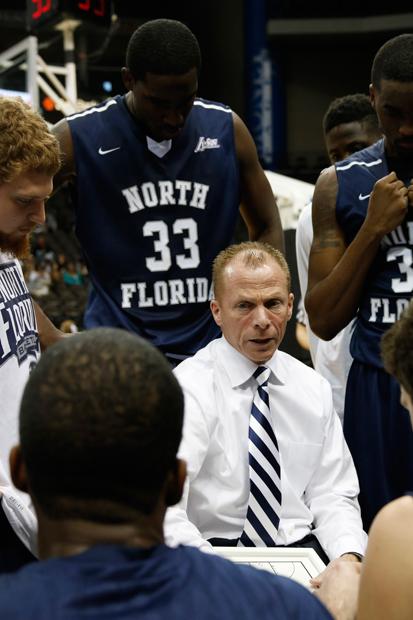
left=344, top=360, right=413, bottom=532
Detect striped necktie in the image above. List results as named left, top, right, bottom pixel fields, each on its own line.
left=239, top=365, right=282, bottom=547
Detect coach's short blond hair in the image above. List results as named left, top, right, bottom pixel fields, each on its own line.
left=212, top=241, right=291, bottom=299
left=0, top=97, right=60, bottom=183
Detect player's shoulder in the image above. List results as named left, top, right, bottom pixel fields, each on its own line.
left=180, top=546, right=330, bottom=619
left=0, top=559, right=57, bottom=614
left=335, top=138, right=384, bottom=171
left=313, top=165, right=338, bottom=202
left=189, top=99, right=235, bottom=147
left=0, top=251, right=17, bottom=267
left=66, top=96, right=122, bottom=124
left=192, top=97, right=233, bottom=115
left=371, top=494, right=413, bottom=536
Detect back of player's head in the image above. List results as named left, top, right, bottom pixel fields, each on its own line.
left=381, top=301, right=413, bottom=401
left=19, top=328, right=184, bottom=519
left=371, top=34, right=413, bottom=89
left=322, top=93, right=379, bottom=135
left=0, top=97, right=60, bottom=184
left=126, top=19, right=201, bottom=80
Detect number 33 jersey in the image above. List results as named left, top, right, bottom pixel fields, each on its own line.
left=67, top=96, right=240, bottom=362
left=335, top=138, right=413, bottom=368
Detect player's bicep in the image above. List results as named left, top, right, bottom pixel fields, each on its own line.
left=308, top=167, right=346, bottom=289
left=52, top=119, right=75, bottom=189
left=234, top=112, right=284, bottom=250
left=233, top=113, right=273, bottom=210
left=358, top=497, right=413, bottom=619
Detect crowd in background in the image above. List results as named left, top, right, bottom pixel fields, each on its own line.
left=21, top=188, right=88, bottom=333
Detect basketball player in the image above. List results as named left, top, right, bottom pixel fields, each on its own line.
left=0, top=96, right=62, bottom=570
left=0, top=328, right=331, bottom=619
left=295, top=93, right=381, bottom=422
left=306, top=34, right=413, bottom=531
left=314, top=299, right=413, bottom=619
left=52, top=19, right=284, bottom=365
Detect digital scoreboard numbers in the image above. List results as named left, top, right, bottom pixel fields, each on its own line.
left=26, top=0, right=112, bottom=30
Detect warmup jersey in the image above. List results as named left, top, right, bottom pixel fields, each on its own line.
left=336, top=138, right=413, bottom=368
left=67, top=96, right=240, bottom=359
left=0, top=253, right=39, bottom=476
left=0, top=253, right=39, bottom=553
left=0, top=543, right=332, bottom=619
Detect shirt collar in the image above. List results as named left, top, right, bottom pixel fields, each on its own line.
left=219, top=336, right=287, bottom=388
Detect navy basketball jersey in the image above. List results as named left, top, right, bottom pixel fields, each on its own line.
left=67, top=96, right=240, bottom=361
left=336, top=138, right=413, bottom=367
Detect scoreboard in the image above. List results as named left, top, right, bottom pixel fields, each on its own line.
left=26, top=0, right=112, bottom=30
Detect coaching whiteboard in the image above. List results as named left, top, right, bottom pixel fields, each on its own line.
left=215, top=547, right=326, bottom=589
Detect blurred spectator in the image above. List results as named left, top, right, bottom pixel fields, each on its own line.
left=50, top=261, right=62, bottom=289
left=32, top=233, right=55, bottom=265
left=24, top=258, right=51, bottom=299
left=62, top=261, right=83, bottom=286
left=59, top=319, right=79, bottom=334
left=56, top=253, right=67, bottom=271
left=21, top=183, right=90, bottom=329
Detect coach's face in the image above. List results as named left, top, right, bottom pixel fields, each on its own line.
left=0, top=170, right=51, bottom=258
left=211, top=255, right=294, bottom=365
left=122, top=67, right=198, bottom=142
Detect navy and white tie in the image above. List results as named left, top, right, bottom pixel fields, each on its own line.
left=239, top=366, right=282, bottom=546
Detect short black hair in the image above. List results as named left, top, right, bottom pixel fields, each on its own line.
left=126, top=19, right=201, bottom=80
left=371, top=34, right=413, bottom=89
left=322, top=93, right=378, bottom=135
left=19, top=328, right=184, bottom=519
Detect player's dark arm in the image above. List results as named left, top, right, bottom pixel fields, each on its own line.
left=51, top=119, right=76, bottom=191
left=33, top=300, right=68, bottom=351
left=306, top=167, right=408, bottom=340
left=233, top=112, right=285, bottom=254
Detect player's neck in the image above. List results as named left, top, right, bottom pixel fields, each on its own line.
left=37, top=506, right=165, bottom=559
left=386, top=153, right=413, bottom=183
left=125, top=90, right=136, bottom=116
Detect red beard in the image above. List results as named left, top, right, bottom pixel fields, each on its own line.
left=0, top=232, right=31, bottom=259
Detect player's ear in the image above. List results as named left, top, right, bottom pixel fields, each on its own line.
left=165, top=458, right=187, bottom=506
left=121, top=67, right=135, bottom=91
left=210, top=299, right=222, bottom=327
left=369, top=83, right=376, bottom=109
left=9, top=445, right=29, bottom=494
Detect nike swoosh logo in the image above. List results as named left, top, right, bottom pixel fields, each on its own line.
left=98, top=146, right=120, bottom=155
left=358, top=193, right=371, bottom=201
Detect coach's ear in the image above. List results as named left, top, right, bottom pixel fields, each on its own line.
left=9, top=445, right=29, bottom=494
left=210, top=299, right=222, bottom=327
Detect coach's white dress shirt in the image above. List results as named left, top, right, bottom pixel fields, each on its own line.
left=164, top=336, right=367, bottom=560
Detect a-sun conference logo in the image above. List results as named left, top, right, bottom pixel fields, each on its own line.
left=194, top=137, right=221, bottom=153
